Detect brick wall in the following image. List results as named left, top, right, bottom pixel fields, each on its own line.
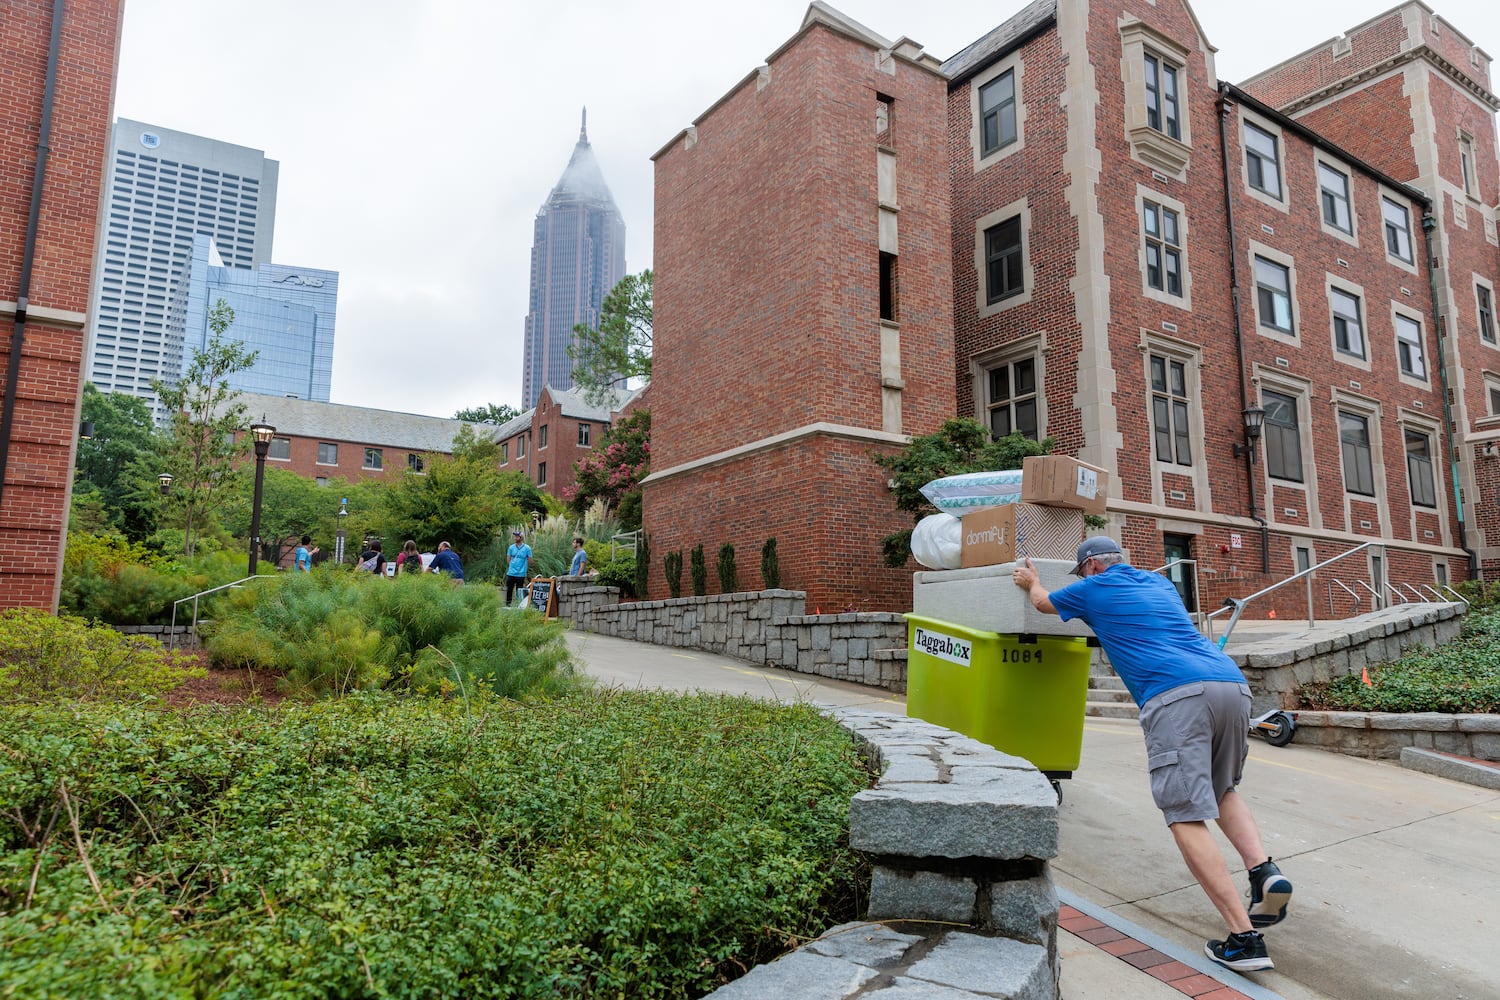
left=0, top=0, right=121, bottom=610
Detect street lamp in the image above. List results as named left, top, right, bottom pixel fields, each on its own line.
left=248, top=419, right=276, bottom=575
left=1232, top=405, right=1267, bottom=463
left=157, top=472, right=173, bottom=496
left=335, top=496, right=349, bottom=566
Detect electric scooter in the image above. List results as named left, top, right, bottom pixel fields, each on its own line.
left=1250, top=708, right=1296, bottom=747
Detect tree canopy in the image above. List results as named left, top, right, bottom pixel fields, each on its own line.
left=569, top=269, right=652, bottom=407
left=453, top=402, right=522, bottom=426
left=566, top=409, right=649, bottom=530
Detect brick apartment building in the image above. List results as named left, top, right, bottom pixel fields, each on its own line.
left=493, top=384, right=645, bottom=502
left=0, top=0, right=122, bottom=610
left=644, top=0, right=1499, bottom=615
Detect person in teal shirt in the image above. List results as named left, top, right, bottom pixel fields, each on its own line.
left=569, top=536, right=588, bottom=576
left=294, top=535, right=316, bottom=571
left=505, top=530, right=532, bottom=605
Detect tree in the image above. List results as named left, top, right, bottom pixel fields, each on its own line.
left=872, top=417, right=1053, bottom=567
left=75, top=383, right=164, bottom=536
left=153, top=300, right=258, bottom=558
left=569, top=269, right=652, bottom=406
left=374, top=429, right=530, bottom=556
left=453, top=402, right=522, bottom=426
left=565, top=408, right=649, bottom=530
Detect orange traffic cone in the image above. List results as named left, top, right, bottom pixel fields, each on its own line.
left=1268, top=609, right=1277, bottom=619
left=1361, top=667, right=1373, bottom=687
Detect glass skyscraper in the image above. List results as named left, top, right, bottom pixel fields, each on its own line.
left=521, top=112, right=627, bottom=409
left=85, top=119, right=278, bottom=408
left=165, top=234, right=337, bottom=401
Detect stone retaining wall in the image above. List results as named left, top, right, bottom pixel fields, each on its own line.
left=707, top=708, right=1061, bottom=999
left=1288, top=711, right=1500, bottom=760
left=110, top=624, right=201, bottom=650
left=556, top=579, right=909, bottom=691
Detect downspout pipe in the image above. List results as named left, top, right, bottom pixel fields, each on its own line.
left=0, top=0, right=65, bottom=515
left=1421, top=211, right=1478, bottom=578
left=1217, top=84, right=1270, bottom=574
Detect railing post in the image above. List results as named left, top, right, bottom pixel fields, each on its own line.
left=1306, top=573, right=1315, bottom=628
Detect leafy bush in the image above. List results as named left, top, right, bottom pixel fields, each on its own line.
left=595, top=553, right=637, bottom=598
left=762, top=537, right=781, bottom=590
left=1299, top=606, right=1500, bottom=713
left=61, top=532, right=246, bottom=625
left=717, top=542, right=738, bottom=594
left=0, top=608, right=204, bottom=702
left=664, top=550, right=684, bottom=599
left=204, top=571, right=583, bottom=699
left=0, top=692, right=872, bottom=998
left=690, top=543, right=707, bottom=597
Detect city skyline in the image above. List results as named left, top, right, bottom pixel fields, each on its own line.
left=110, top=0, right=1500, bottom=419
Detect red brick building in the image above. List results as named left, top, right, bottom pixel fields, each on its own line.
left=1, top=0, right=122, bottom=610
left=646, top=0, right=1498, bottom=615
left=493, top=384, right=644, bottom=502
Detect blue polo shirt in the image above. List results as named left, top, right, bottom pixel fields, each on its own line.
left=1048, top=564, right=1245, bottom=706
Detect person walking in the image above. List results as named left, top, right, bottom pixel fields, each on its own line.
left=428, top=541, right=464, bottom=582
left=569, top=536, right=589, bottom=577
left=1012, top=536, right=1293, bottom=973
left=504, top=529, right=532, bottom=605
left=396, top=539, right=424, bottom=574
left=294, top=535, right=317, bottom=572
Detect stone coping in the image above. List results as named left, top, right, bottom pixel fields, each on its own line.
left=1285, top=709, right=1499, bottom=761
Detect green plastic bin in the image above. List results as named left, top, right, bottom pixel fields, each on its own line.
left=905, top=614, right=1091, bottom=775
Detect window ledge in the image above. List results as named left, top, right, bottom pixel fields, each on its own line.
left=1127, top=125, right=1191, bottom=177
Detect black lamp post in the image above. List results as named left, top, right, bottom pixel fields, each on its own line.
left=248, top=420, right=275, bottom=574
left=1232, top=405, right=1266, bottom=463
left=157, top=472, right=173, bottom=496
left=335, top=496, right=348, bottom=566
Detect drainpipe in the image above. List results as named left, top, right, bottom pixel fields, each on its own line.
left=0, top=0, right=64, bottom=515
left=1217, top=84, right=1270, bottom=573
left=1421, top=211, right=1477, bottom=578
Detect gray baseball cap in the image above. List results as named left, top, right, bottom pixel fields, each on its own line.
left=1071, top=535, right=1122, bottom=576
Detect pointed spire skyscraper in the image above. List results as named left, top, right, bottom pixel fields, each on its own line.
left=521, top=109, right=627, bottom=409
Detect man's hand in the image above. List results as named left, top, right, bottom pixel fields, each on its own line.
left=1012, top=557, right=1037, bottom=591
left=1012, top=557, right=1059, bottom=615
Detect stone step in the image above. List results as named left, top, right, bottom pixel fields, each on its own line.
left=1089, top=676, right=1127, bottom=691
left=1085, top=687, right=1133, bottom=703
left=1086, top=701, right=1139, bottom=719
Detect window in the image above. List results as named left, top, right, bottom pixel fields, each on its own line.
left=875, top=94, right=892, bottom=143
left=1149, top=354, right=1192, bottom=466
left=1244, top=122, right=1282, bottom=198
left=986, top=357, right=1038, bottom=440
left=1262, top=390, right=1303, bottom=482
left=879, top=251, right=898, bottom=321
left=537, top=462, right=547, bottom=486
left=979, top=70, right=1017, bottom=156
left=268, top=437, right=290, bottom=461
left=364, top=447, right=383, bottom=470
left=518, top=435, right=526, bottom=458
left=578, top=422, right=591, bottom=447
left=1459, top=134, right=1475, bottom=197
left=1490, top=380, right=1500, bottom=416
left=1383, top=198, right=1413, bottom=262
left=1318, top=163, right=1353, bottom=233
left=315, top=476, right=328, bottom=487
left=538, top=425, right=548, bottom=449
left=407, top=453, right=424, bottom=473
left=1144, top=52, right=1180, bottom=140
left=1254, top=256, right=1294, bottom=333
left=1143, top=200, right=1182, bottom=296
left=1339, top=412, right=1375, bottom=495
left=501, top=442, right=509, bottom=462
left=1405, top=429, right=1437, bottom=508
left=1395, top=314, right=1426, bottom=378
left=984, top=217, right=1023, bottom=304
left=1479, top=284, right=1496, bottom=344
left=317, top=441, right=338, bottom=465
left=1331, top=288, right=1365, bottom=358
left=1295, top=546, right=1312, bottom=574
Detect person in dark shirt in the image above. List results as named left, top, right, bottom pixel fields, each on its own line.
left=428, top=540, right=463, bottom=582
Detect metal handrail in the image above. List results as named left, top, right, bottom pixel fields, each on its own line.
left=1436, top=583, right=1470, bottom=610
left=1354, top=579, right=1381, bottom=609
left=1398, top=583, right=1427, bottom=602
left=169, top=574, right=276, bottom=649
left=1151, top=558, right=1208, bottom=636
left=1210, top=539, right=1384, bottom=648
left=1327, top=579, right=1361, bottom=618
left=1384, top=582, right=1408, bottom=605
left=1415, top=584, right=1447, bottom=603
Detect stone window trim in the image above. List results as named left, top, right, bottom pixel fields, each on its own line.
left=1252, top=366, right=1315, bottom=494
left=1136, top=186, right=1191, bottom=311
left=968, top=53, right=1026, bottom=170
left=1314, top=154, right=1359, bottom=246
left=1138, top=330, right=1211, bottom=508
left=1328, top=388, right=1386, bottom=508
left=1390, top=303, right=1430, bottom=388
left=578, top=422, right=591, bottom=447
left=1325, top=273, right=1372, bottom=372
left=1239, top=111, right=1289, bottom=213
left=1476, top=369, right=1500, bottom=429
left=1119, top=20, right=1192, bottom=178
left=1475, top=276, right=1497, bottom=350
left=970, top=331, right=1049, bottom=442
left=538, top=424, right=548, bottom=450
left=1396, top=410, right=1443, bottom=511
left=1457, top=130, right=1478, bottom=203
left=1247, top=240, right=1299, bottom=346
left=1379, top=188, right=1419, bottom=275
left=973, top=198, right=1034, bottom=318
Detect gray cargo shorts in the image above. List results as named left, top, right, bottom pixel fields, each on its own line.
left=1137, top=680, right=1252, bottom=825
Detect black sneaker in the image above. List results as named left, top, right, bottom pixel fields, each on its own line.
left=1247, top=858, right=1293, bottom=928
left=1205, top=930, right=1273, bottom=972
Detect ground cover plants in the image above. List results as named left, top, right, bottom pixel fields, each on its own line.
left=1300, top=604, right=1500, bottom=713
left=0, top=691, right=873, bottom=998
left=0, top=608, right=205, bottom=703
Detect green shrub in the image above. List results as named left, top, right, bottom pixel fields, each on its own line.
left=1299, top=606, right=1500, bottom=713
left=762, top=537, right=781, bottom=590
left=595, top=553, right=637, bottom=598
left=204, top=571, right=583, bottom=699
left=0, top=692, right=872, bottom=998
left=0, top=608, right=204, bottom=702
left=61, top=532, right=247, bottom=625
left=664, top=549, right=684, bottom=599
left=717, top=542, right=738, bottom=594
left=635, top=531, right=650, bottom=598
left=690, top=543, right=707, bottom=597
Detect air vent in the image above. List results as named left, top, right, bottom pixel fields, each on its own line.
left=1349, top=380, right=1362, bottom=390
left=1424, top=530, right=1435, bottom=539
left=1169, top=490, right=1187, bottom=501
left=1275, top=356, right=1290, bottom=367
left=1413, top=400, right=1424, bottom=408
left=1152, top=171, right=1169, bottom=184
left=1162, top=321, right=1179, bottom=333
left=1401, top=287, right=1413, bottom=297
left=1337, top=258, right=1350, bottom=268
left=1261, top=224, right=1275, bottom=235
left=1360, top=520, right=1372, bottom=529
left=1283, top=508, right=1299, bottom=518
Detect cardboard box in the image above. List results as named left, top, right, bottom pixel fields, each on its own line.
left=959, top=502, right=1085, bottom=568
left=1022, top=455, right=1110, bottom=514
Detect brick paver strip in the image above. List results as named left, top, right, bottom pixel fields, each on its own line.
left=1171, top=972, right=1233, bottom=996
left=1122, top=947, right=1175, bottom=970
left=1075, top=925, right=1129, bottom=945
left=1146, top=960, right=1198, bottom=982
left=1100, top=937, right=1153, bottom=957
left=1194, top=988, right=1252, bottom=1000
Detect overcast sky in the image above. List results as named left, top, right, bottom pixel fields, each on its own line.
left=111, top=0, right=1500, bottom=419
